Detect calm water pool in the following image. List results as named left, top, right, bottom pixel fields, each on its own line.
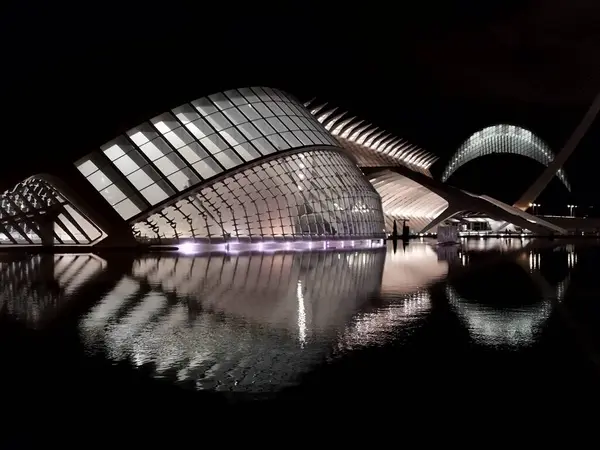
left=1, top=238, right=600, bottom=437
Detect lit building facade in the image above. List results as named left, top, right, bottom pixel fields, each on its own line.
left=0, top=87, right=574, bottom=248
left=442, top=124, right=571, bottom=190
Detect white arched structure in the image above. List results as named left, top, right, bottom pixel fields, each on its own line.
left=442, top=124, right=571, bottom=191
left=369, top=171, right=448, bottom=233
left=306, top=101, right=438, bottom=176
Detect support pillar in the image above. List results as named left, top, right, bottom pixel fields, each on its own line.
left=421, top=207, right=462, bottom=234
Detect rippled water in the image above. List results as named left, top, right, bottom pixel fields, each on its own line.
left=2, top=238, right=600, bottom=428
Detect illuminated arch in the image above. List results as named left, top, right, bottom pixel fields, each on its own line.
left=441, top=124, right=571, bottom=191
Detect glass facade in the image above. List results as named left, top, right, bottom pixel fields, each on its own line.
left=442, top=124, right=571, bottom=190
left=0, top=177, right=105, bottom=245
left=133, top=150, right=385, bottom=243
left=76, top=87, right=340, bottom=221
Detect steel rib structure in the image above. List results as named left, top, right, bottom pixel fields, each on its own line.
left=0, top=86, right=573, bottom=247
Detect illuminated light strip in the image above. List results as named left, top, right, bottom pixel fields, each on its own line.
left=175, top=239, right=385, bottom=255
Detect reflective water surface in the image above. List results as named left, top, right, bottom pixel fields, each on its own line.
left=2, top=238, right=600, bottom=428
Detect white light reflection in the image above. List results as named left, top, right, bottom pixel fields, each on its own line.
left=178, top=242, right=199, bottom=254
left=381, top=243, right=448, bottom=294
left=0, top=254, right=107, bottom=328
left=80, top=250, right=386, bottom=394
left=297, top=280, right=306, bottom=348
left=335, top=290, right=431, bottom=352
left=447, top=285, right=552, bottom=348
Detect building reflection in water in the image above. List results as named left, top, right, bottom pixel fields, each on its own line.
left=447, top=285, right=553, bottom=347
left=0, top=254, right=106, bottom=328
left=381, top=243, right=448, bottom=295
left=79, top=245, right=449, bottom=394
left=447, top=247, right=574, bottom=348
left=333, top=243, right=449, bottom=352
left=460, top=237, right=531, bottom=253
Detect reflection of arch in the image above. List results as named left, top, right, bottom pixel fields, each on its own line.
left=446, top=284, right=552, bottom=347
left=442, top=124, right=571, bottom=191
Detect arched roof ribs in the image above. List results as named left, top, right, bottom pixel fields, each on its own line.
left=304, top=98, right=438, bottom=173
left=356, top=125, right=379, bottom=145
left=442, top=124, right=571, bottom=191
left=372, top=133, right=392, bottom=150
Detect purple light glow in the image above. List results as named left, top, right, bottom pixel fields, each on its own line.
left=175, top=239, right=385, bottom=255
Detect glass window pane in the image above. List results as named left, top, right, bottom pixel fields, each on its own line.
left=234, top=142, right=261, bottom=162
left=172, top=104, right=200, bottom=124
left=176, top=142, right=209, bottom=164
left=214, top=149, right=242, bottom=169
left=127, top=168, right=155, bottom=190
left=139, top=137, right=171, bottom=161
left=127, top=124, right=158, bottom=146
left=102, top=137, right=135, bottom=161
left=140, top=183, right=170, bottom=205
left=291, top=116, right=306, bottom=130
left=223, top=107, right=247, bottom=125
left=193, top=158, right=223, bottom=179
left=168, top=167, right=200, bottom=191
left=154, top=153, right=186, bottom=177
left=113, top=198, right=141, bottom=219
left=267, top=134, right=290, bottom=152
left=209, top=92, right=234, bottom=110
left=304, top=130, right=323, bottom=145
left=238, top=87, right=259, bottom=103
left=265, top=101, right=284, bottom=116
left=293, top=131, right=313, bottom=146
left=163, top=127, right=194, bottom=148
left=99, top=184, right=126, bottom=205
left=151, top=112, right=179, bottom=134
left=205, top=111, right=231, bottom=131
left=238, top=122, right=261, bottom=140
left=267, top=117, right=288, bottom=133
left=200, top=134, right=228, bottom=155
left=251, top=87, right=271, bottom=102
left=224, top=89, right=247, bottom=106
left=281, top=131, right=302, bottom=147
left=112, top=154, right=141, bottom=176
left=254, top=119, right=276, bottom=136
left=192, top=97, right=218, bottom=116
left=238, top=103, right=260, bottom=121
left=252, top=137, right=276, bottom=155
left=263, top=87, right=281, bottom=100
left=185, top=117, right=214, bottom=140
left=87, top=170, right=112, bottom=190
left=221, top=127, right=246, bottom=147
left=77, top=159, right=98, bottom=177
left=253, top=102, right=274, bottom=118
left=280, top=116, right=299, bottom=130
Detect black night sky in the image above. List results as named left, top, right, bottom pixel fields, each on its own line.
left=3, top=0, right=600, bottom=214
